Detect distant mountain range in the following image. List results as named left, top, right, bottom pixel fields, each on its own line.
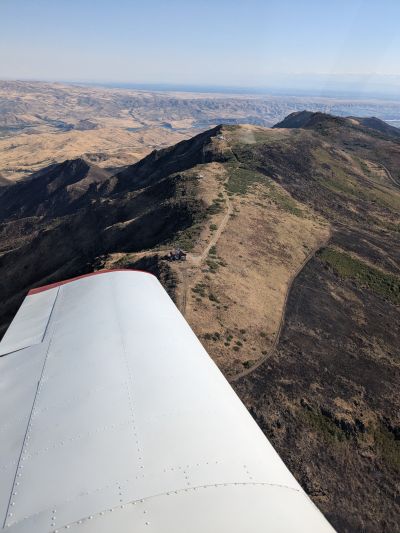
left=1, top=80, right=399, bottom=181
left=0, top=112, right=399, bottom=533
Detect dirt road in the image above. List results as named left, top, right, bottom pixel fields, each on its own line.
left=381, top=164, right=400, bottom=188
left=188, top=197, right=232, bottom=266
left=178, top=193, right=232, bottom=314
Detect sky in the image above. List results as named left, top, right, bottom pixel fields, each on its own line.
left=1, top=0, right=399, bottom=95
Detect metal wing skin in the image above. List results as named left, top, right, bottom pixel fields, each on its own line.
left=0, top=270, right=335, bottom=532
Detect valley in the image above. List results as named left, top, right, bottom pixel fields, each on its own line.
left=2, top=80, right=400, bottom=183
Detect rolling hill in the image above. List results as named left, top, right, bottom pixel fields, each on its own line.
left=2, top=80, right=400, bottom=181
left=0, top=113, right=399, bottom=533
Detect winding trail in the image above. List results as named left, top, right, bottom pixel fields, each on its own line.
left=109, top=191, right=232, bottom=316
left=188, top=197, right=233, bottom=266
left=380, top=164, right=400, bottom=188
left=178, top=193, right=232, bottom=314
left=231, top=231, right=331, bottom=382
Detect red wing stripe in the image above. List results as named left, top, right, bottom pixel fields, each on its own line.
left=28, top=269, right=156, bottom=295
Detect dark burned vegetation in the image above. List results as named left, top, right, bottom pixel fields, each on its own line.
left=237, top=250, right=400, bottom=532
left=230, top=114, right=400, bottom=533
left=1, top=113, right=400, bottom=533
left=0, top=127, right=222, bottom=336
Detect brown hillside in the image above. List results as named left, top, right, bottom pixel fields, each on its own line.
left=0, top=114, right=399, bottom=532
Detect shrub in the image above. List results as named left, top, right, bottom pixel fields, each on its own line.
left=319, top=247, right=400, bottom=305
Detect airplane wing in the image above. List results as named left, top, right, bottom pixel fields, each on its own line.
left=0, top=270, right=335, bottom=532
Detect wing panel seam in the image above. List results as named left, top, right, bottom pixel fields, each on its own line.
left=6, top=481, right=301, bottom=530
left=2, top=286, right=63, bottom=529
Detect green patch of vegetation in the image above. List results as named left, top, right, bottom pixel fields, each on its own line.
left=359, top=159, right=372, bottom=176
left=265, top=185, right=304, bottom=217
left=374, top=426, right=400, bottom=470
left=173, top=220, right=204, bottom=251
left=243, top=360, right=253, bottom=369
left=365, top=187, right=400, bottom=212
left=243, top=174, right=304, bottom=217
left=233, top=346, right=240, bottom=352
left=314, top=149, right=364, bottom=198
left=301, top=408, right=348, bottom=444
left=318, top=247, right=400, bottom=305
left=225, top=163, right=267, bottom=195
left=207, top=197, right=224, bottom=215
left=191, top=283, right=207, bottom=298
left=209, top=245, right=217, bottom=256
left=316, top=155, right=400, bottom=212
left=209, top=223, right=218, bottom=232
left=206, top=258, right=219, bottom=273
left=318, top=172, right=358, bottom=197
left=235, top=340, right=243, bottom=347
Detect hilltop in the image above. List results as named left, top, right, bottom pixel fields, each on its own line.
left=1, top=80, right=400, bottom=181
left=275, top=110, right=400, bottom=140
left=0, top=113, right=399, bottom=532
left=0, top=158, right=111, bottom=219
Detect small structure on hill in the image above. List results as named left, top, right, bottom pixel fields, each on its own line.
left=168, top=247, right=187, bottom=261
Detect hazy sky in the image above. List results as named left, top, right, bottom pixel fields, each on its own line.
left=1, top=0, right=399, bottom=91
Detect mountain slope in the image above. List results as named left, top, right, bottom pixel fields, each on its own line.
left=351, top=116, right=400, bottom=139
left=0, top=172, right=10, bottom=187
left=0, top=127, right=226, bottom=332
left=0, top=158, right=111, bottom=219
left=275, top=110, right=400, bottom=140
left=0, top=114, right=399, bottom=532
left=224, top=119, right=400, bottom=532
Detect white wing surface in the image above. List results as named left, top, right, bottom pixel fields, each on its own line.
left=0, top=270, right=335, bottom=532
